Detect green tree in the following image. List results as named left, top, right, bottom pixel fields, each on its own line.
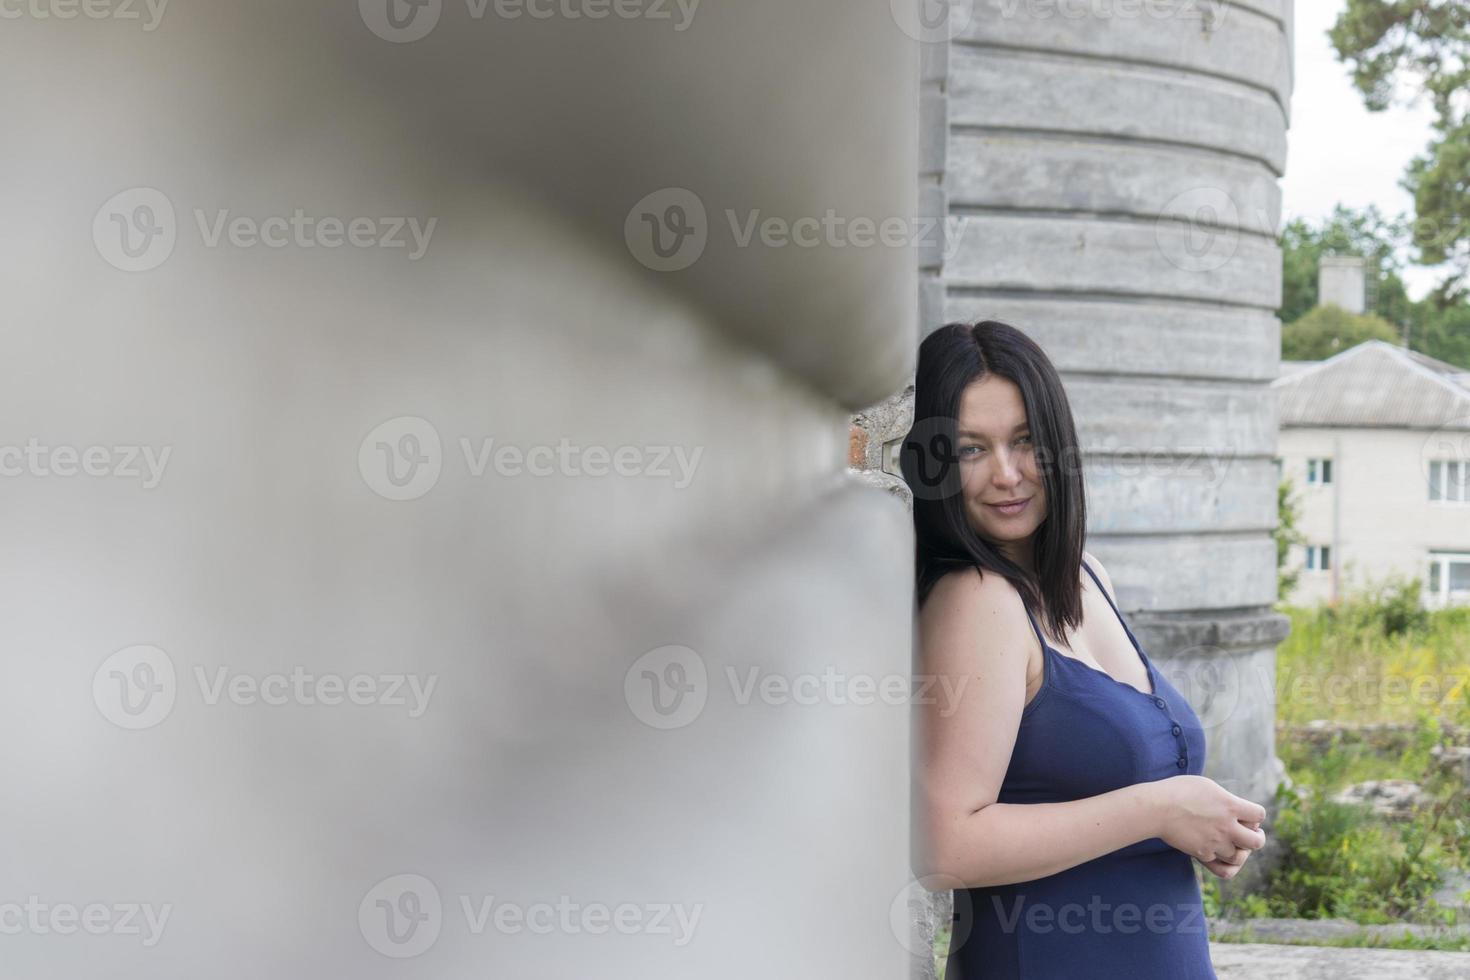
left=1282, top=304, right=1401, bottom=360
left=1278, top=205, right=1415, bottom=328
left=1329, top=1, right=1470, bottom=300
left=1277, top=476, right=1307, bottom=603
left=1412, top=301, right=1470, bottom=366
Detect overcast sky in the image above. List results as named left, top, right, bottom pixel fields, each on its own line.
left=1280, top=1, right=1449, bottom=301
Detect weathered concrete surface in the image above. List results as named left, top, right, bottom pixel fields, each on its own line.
left=1212, top=942, right=1470, bottom=978
left=1, top=5, right=918, bottom=979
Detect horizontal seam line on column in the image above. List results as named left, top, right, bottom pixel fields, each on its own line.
left=950, top=38, right=1290, bottom=123
left=1084, top=449, right=1277, bottom=460
left=947, top=124, right=1282, bottom=176
left=1218, top=0, right=1287, bottom=33
left=1088, top=528, right=1272, bottom=539
left=1061, top=369, right=1278, bottom=385
left=947, top=204, right=1280, bottom=243
left=944, top=285, right=1282, bottom=313
left=1132, top=604, right=1288, bottom=621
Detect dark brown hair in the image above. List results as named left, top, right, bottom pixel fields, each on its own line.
left=899, top=320, right=1087, bottom=640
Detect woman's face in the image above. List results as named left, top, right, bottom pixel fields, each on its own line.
left=955, top=374, right=1049, bottom=559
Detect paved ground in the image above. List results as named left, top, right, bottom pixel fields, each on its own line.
left=1212, top=942, right=1470, bottom=978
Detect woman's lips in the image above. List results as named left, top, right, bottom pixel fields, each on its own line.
left=987, top=498, right=1031, bottom=516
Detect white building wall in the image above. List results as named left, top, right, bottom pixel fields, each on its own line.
left=1279, top=426, right=1470, bottom=605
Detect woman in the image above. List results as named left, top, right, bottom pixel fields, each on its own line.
left=904, top=321, right=1267, bottom=979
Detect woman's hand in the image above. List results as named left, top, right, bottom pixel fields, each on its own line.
left=1199, top=818, right=1262, bottom=880
left=1156, top=775, right=1267, bottom=879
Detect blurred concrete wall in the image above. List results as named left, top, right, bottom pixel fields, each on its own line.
left=0, top=3, right=919, bottom=977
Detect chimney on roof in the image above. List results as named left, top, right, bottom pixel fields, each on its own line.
left=1318, top=255, right=1367, bottom=314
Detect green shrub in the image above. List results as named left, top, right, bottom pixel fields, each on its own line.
left=1211, top=758, right=1464, bottom=928
left=1322, top=574, right=1430, bottom=639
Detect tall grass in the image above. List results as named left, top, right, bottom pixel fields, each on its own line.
left=1201, top=575, right=1470, bottom=932
left=1277, top=575, right=1470, bottom=729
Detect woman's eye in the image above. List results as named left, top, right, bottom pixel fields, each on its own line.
left=958, top=445, right=983, bottom=457
left=1017, top=435, right=1032, bottom=446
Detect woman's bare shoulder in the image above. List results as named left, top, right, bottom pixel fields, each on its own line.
left=1081, top=549, right=1118, bottom=599
left=919, top=566, right=1032, bottom=657
left=923, top=564, right=1023, bottom=608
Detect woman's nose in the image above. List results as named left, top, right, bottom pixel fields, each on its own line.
left=992, top=449, right=1021, bottom=487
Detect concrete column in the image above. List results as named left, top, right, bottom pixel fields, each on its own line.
left=941, top=0, right=1296, bottom=891
left=853, top=2, right=1299, bottom=916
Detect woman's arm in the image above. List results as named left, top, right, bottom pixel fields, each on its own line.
left=912, top=566, right=1173, bottom=889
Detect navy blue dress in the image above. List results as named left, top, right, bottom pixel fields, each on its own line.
left=946, top=561, right=1215, bottom=979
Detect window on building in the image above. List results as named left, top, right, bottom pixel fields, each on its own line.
left=1427, top=552, right=1470, bottom=608
left=1305, top=545, right=1331, bottom=571
left=1273, top=457, right=1283, bottom=481
left=1307, top=458, right=1333, bottom=485
left=1429, top=460, right=1469, bottom=503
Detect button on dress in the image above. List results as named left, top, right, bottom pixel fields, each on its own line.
left=945, top=561, right=1215, bottom=979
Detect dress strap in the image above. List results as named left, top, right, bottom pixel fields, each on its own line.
left=1018, top=594, right=1049, bottom=651
left=1081, top=559, right=1134, bottom=640
left=1087, top=558, right=1117, bottom=614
